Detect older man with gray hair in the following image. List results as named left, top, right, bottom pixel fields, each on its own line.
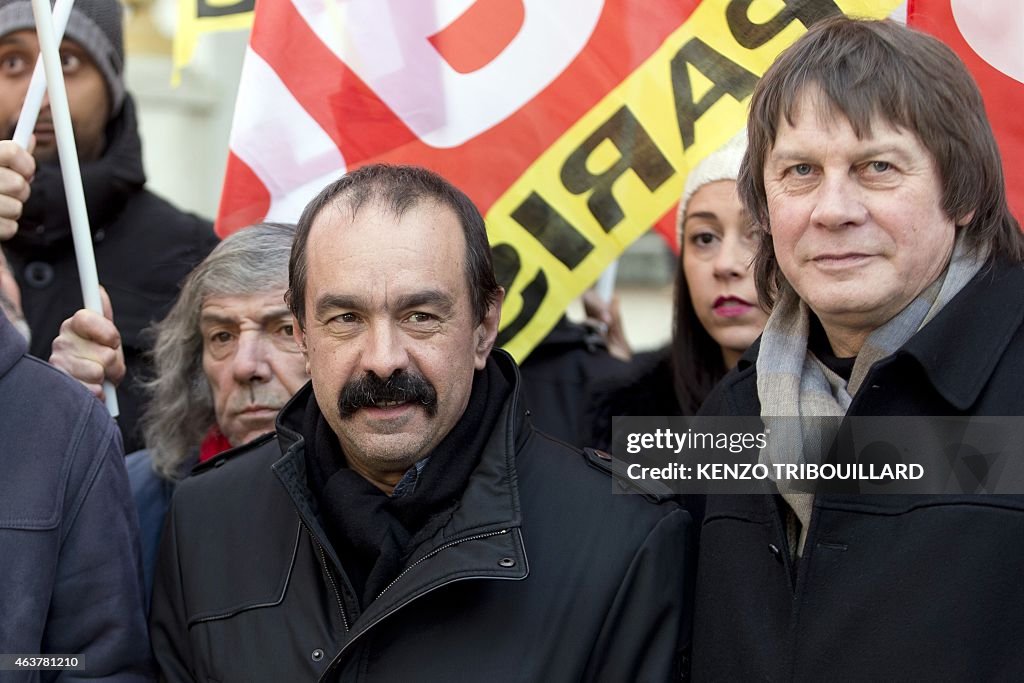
left=51, top=222, right=308, bottom=597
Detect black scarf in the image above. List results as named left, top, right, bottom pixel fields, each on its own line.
left=9, top=96, right=146, bottom=253
left=304, top=358, right=511, bottom=608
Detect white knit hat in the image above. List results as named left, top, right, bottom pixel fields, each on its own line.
left=676, top=129, right=748, bottom=248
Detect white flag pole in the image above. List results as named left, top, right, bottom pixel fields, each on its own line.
left=12, top=0, right=73, bottom=149
left=30, top=0, right=118, bottom=416
left=594, top=259, right=618, bottom=304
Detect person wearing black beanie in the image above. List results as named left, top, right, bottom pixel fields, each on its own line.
left=0, top=0, right=218, bottom=452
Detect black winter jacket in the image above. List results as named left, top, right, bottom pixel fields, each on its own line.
left=583, top=347, right=681, bottom=452
left=691, top=261, right=1024, bottom=680
left=518, top=316, right=630, bottom=446
left=5, top=96, right=218, bottom=451
left=0, top=313, right=152, bottom=679
left=151, top=352, right=692, bottom=682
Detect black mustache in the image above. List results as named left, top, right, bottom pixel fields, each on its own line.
left=338, top=371, right=438, bottom=418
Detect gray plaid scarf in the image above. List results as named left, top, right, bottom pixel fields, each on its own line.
left=756, top=235, right=986, bottom=555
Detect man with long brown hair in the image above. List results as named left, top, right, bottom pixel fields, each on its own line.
left=693, top=16, right=1024, bottom=679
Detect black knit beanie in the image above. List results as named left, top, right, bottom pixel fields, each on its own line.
left=0, top=0, right=125, bottom=116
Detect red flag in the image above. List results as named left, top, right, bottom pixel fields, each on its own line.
left=907, top=0, right=1024, bottom=222
left=218, top=0, right=689, bottom=234
left=218, top=0, right=901, bottom=359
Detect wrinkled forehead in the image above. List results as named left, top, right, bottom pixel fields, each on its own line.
left=199, top=290, right=291, bottom=320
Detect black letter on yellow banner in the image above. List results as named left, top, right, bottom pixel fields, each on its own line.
left=670, top=39, right=758, bottom=150
left=198, top=0, right=255, bottom=17
left=511, top=192, right=594, bottom=269
left=726, top=0, right=843, bottom=49
left=560, top=106, right=675, bottom=232
left=493, top=243, right=549, bottom=347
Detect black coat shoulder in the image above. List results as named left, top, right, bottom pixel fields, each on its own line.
left=583, top=348, right=681, bottom=451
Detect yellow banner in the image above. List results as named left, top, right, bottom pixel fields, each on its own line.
left=173, top=0, right=254, bottom=84
left=492, top=0, right=902, bottom=361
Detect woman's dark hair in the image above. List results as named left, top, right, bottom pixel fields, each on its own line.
left=669, top=264, right=729, bottom=415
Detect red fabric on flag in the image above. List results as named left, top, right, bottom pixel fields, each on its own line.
left=654, top=209, right=680, bottom=255
left=247, top=0, right=418, bottom=172
left=428, top=0, right=527, bottom=74
left=907, top=0, right=1024, bottom=222
left=218, top=153, right=272, bottom=234
left=218, top=0, right=700, bottom=235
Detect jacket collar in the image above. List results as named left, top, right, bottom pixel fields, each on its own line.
left=897, top=261, right=1024, bottom=411
left=737, top=336, right=761, bottom=372
left=735, top=263, right=1024, bottom=412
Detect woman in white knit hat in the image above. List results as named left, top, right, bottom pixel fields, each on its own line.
left=671, top=129, right=769, bottom=413
left=585, top=131, right=768, bottom=448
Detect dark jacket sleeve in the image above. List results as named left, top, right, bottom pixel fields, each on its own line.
left=583, top=508, right=692, bottom=682
left=149, top=494, right=197, bottom=682
left=44, top=401, right=153, bottom=681
left=125, top=450, right=177, bottom=611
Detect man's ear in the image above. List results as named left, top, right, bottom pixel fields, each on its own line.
left=293, top=319, right=309, bottom=354
left=956, top=209, right=976, bottom=228
left=474, top=287, right=505, bottom=369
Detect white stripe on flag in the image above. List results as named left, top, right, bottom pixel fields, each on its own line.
left=289, top=0, right=604, bottom=149
left=229, top=47, right=347, bottom=223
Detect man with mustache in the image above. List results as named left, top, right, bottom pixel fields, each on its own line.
left=50, top=222, right=307, bottom=602
left=149, top=164, right=691, bottom=681
left=0, top=0, right=218, bottom=452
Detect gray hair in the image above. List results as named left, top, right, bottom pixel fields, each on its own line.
left=141, top=222, right=297, bottom=479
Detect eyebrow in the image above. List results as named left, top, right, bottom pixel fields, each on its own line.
left=314, top=289, right=455, bottom=319
left=684, top=211, right=721, bottom=225
left=0, top=34, right=75, bottom=49
left=199, top=307, right=293, bottom=328
left=393, top=289, right=454, bottom=315
left=856, top=145, right=915, bottom=164
left=684, top=207, right=751, bottom=227
left=314, top=294, right=365, bottom=320
left=769, top=144, right=914, bottom=164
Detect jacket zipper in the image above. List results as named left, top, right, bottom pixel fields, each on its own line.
left=318, top=528, right=513, bottom=682
left=375, top=528, right=510, bottom=600
left=303, top=522, right=350, bottom=632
